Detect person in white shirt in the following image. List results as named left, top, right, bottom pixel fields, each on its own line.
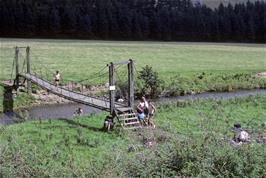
left=231, top=123, right=249, bottom=146
left=53, top=70, right=61, bottom=86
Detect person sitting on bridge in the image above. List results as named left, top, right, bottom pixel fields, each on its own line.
left=53, top=70, right=61, bottom=86
left=116, top=95, right=125, bottom=103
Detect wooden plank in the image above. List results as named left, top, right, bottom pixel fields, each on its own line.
left=124, top=126, right=142, bottom=130
left=124, top=122, right=140, bottom=127
left=118, top=113, right=136, bottom=117
left=119, top=117, right=138, bottom=121
left=116, top=107, right=132, bottom=113
left=111, top=60, right=130, bottom=65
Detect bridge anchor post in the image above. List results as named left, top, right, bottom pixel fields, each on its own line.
left=109, top=62, right=115, bottom=115
left=128, top=59, right=134, bottom=108
left=3, top=85, right=14, bottom=113
left=15, top=46, right=19, bottom=92
left=26, top=46, right=32, bottom=94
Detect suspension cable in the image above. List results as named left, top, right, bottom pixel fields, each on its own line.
left=77, top=65, right=109, bottom=83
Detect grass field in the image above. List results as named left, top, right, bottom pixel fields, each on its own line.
left=0, top=38, right=265, bottom=111
left=1, top=95, right=265, bottom=177
left=0, top=38, right=265, bottom=82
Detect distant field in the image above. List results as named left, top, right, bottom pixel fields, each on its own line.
left=192, top=0, right=266, bottom=8
left=0, top=38, right=265, bottom=112
left=0, top=38, right=265, bottom=84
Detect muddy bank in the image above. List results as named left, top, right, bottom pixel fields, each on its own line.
left=256, top=71, right=266, bottom=78
left=158, top=89, right=266, bottom=103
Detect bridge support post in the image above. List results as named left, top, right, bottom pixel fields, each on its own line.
left=15, top=46, right=19, bottom=91
left=128, top=59, right=134, bottom=107
left=109, top=62, right=115, bottom=115
left=26, top=46, right=32, bottom=94
left=3, top=86, right=14, bottom=113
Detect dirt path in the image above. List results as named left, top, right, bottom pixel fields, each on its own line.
left=256, top=71, right=266, bottom=78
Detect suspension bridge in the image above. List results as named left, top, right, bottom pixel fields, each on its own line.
left=20, top=73, right=131, bottom=113
left=2, top=46, right=141, bottom=129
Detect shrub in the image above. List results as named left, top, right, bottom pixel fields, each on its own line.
left=137, top=65, right=163, bottom=98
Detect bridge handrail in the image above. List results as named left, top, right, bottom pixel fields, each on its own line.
left=22, top=73, right=126, bottom=107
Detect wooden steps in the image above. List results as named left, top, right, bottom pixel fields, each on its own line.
left=117, top=112, right=141, bottom=130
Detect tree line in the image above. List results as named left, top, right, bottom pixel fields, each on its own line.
left=0, top=0, right=265, bottom=42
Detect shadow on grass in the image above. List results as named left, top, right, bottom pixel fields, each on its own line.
left=0, top=111, right=28, bottom=125
left=59, top=118, right=103, bottom=132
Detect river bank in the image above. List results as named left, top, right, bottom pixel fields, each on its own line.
left=1, top=89, right=266, bottom=125
left=1, top=95, right=265, bottom=177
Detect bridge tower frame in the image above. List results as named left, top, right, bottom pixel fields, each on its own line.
left=108, top=59, right=134, bottom=115
left=14, top=46, right=31, bottom=93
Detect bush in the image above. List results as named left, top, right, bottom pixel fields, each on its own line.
left=137, top=65, right=163, bottom=98
left=165, top=72, right=266, bottom=96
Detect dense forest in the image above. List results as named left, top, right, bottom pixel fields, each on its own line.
left=0, top=0, right=265, bottom=42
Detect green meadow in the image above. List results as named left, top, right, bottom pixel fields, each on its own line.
left=0, top=38, right=265, bottom=111
left=1, top=95, right=265, bottom=177
left=0, top=38, right=265, bottom=176
left=0, top=39, right=265, bottom=81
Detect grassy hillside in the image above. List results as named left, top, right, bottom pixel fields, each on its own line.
left=1, top=95, right=266, bottom=177
left=192, top=0, right=266, bottom=8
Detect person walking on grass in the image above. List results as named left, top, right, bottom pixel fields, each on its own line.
left=53, top=70, right=61, bottom=86
left=147, top=101, right=156, bottom=128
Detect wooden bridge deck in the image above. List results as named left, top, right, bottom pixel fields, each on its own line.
left=21, top=73, right=131, bottom=113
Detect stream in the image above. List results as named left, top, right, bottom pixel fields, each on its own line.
left=1, top=89, right=266, bottom=125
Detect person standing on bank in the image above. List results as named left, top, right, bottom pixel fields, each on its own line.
left=53, top=70, right=61, bottom=86
left=137, top=96, right=149, bottom=125
left=137, top=97, right=146, bottom=125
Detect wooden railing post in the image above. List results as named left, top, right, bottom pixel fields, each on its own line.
left=15, top=46, right=19, bottom=90
left=26, top=46, right=32, bottom=93
left=109, top=62, right=115, bottom=115
left=128, top=59, right=134, bottom=107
